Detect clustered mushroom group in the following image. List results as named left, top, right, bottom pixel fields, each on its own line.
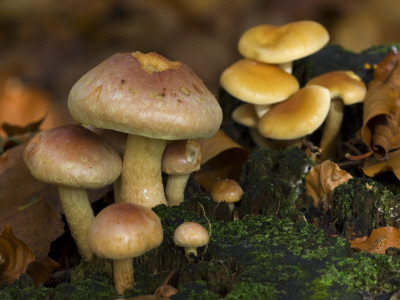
left=21, top=19, right=362, bottom=296
left=23, top=51, right=222, bottom=295
left=220, top=20, right=367, bottom=159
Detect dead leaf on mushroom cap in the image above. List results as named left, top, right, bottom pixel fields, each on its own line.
left=350, top=227, right=400, bottom=254
left=0, top=226, right=35, bottom=283
left=305, top=160, right=353, bottom=211
left=193, top=130, right=249, bottom=191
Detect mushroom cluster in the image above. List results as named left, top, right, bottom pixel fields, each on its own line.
left=221, top=20, right=367, bottom=158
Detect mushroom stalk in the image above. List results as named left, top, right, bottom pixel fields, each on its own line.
left=121, top=135, right=167, bottom=208
left=183, top=247, right=198, bottom=260
left=165, top=174, right=190, bottom=206
left=113, top=258, right=134, bottom=295
left=58, top=186, right=94, bottom=260
left=319, top=97, right=344, bottom=159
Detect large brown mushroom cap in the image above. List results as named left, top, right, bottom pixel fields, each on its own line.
left=23, top=124, right=122, bottom=189
left=88, top=203, right=163, bottom=260
left=68, top=52, right=223, bottom=140
left=238, top=20, right=329, bottom=64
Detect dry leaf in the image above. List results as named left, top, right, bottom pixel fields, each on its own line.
left=350, top=226, right=400, bottom=254
left=305, top=160, right=353, bottom=211
left=361, top=50, right=400, bottom=160
left=193, top=130, right=249, bottom=191
left=0, top=226, right=35, bottom=283
left=362, top=148, right=400, bottom=179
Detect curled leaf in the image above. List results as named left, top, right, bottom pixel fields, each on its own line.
left=0, top=226, right=35, bottom=283
left=193, top=130, right=249, bottom=191
left=305, top=160, right=353, bottom=211
left=361, top=50, right=400, bottom=160
left=350, top=227, right=400, bottom=254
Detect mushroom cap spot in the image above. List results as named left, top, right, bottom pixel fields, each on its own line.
left=23, top=124, right=122, bottom=189
left=238, top=20, right=329, bottom=64
left=306, top=70, right=366, bottom=105
left=68, top=52, right=223, bottom=140
left=88, top=203, right=163, bottom=259
left=258, top=85, right=331, bottom=140
left=220, top=58, right=299, bottom=105
left=173, top=222, right=209, bottom=248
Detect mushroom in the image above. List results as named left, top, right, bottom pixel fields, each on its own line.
left=306, top=71, right=366, bottom=159
left=210, top=178, right=243, bottom=220
left=238, top=20, right=329, bottom=73
left=23, top=124, right=122, bottom=260
left=87, top=202, right=163, bottom=295
left=173, top=222, right=209, bottom=261
left=220, top=58, right=299, bottom=118
left=68, top=51, right=223, bottom=208
left=258, top=85, right=331, bottom=145
left=161, top=139, right=202, bottom=206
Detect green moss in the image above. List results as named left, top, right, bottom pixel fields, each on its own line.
left=175, top=280, right=220, bottom=300
left=331, top=177, right=400, bottom=235
left=224, top=282, right=280, bottom=300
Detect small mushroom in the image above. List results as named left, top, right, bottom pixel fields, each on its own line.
left=238, top=20, right=329, bottom=73
left=173, top=222, right=209, bottom=261
left=258, top=85, right=331, bottom=144
left=23, top=124, right=122, bottom=260
left=162, top=139, right=202, bottom=206
left=220, top=58, right=299, bottom=118
left=87, top=202, right=163, bottom=295
left=210, top=178, right=243, bottom=220
left=306, top=70, right=366, bottom=159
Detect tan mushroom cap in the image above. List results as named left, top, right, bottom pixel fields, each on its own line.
left=173, top=222, right=209, bottom=249
left=23, top=124, right=122, bottom=189
left=306, top=70, right=366, bottom=105
left=210, top=179, right=243, bottom=203
left=88, top=203, right=163, bottom=260
left=232, top=103, right=259, bottom=128
left=220, top=59, right=299, bottom=105
left=238, top=20, right=329, bottom=64
left=258, top=85, right=331, bottom=140
left=68, top=52, right=223, bottom=140
left=161, top=139, right=202, bottom=175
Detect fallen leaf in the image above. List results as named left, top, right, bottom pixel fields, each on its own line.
left=361, top=50, right=400, bottom=160
left=350, top=227, right=400, bottom=254
left=305, top=160, right=353, bottom=211
left=362, top=148, right=400, bottom=179
left=193, top=130, right=249, bottom=191
left=0, top=226, right=35, bottom=283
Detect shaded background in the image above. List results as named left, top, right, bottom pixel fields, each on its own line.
left=1, top=0, right=400, bottom=122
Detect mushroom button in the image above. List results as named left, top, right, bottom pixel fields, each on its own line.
left=173, top=222, right=209, bottom=261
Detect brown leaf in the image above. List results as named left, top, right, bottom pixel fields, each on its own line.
left=26, top=256, right=59, bottom=287
left=305, top=160, right=353, bottom=211
left=0, top=197, right=64, bottom=263
left=193, top=130, right=249, bottom=191
left=0, top=226, right=35, bottom=283
left=361, top=50, right=400, bottom=160
left=350, top=227, right=400, bottom=254
left=363, top=148, right=400, bottom=179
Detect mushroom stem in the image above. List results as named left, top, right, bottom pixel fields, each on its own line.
left=121, top=134, right=167, bottom=208
left=113, top=175, right=122, bottom=203
left=113, top=258, right=134, bottom=295
left=58, top=186, right=94, bottom=260
left=165, top=174, right=190, bottom=206
left=319, top=97, right=344, bottom=159
left=184, top=247, right=198, bottom=260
